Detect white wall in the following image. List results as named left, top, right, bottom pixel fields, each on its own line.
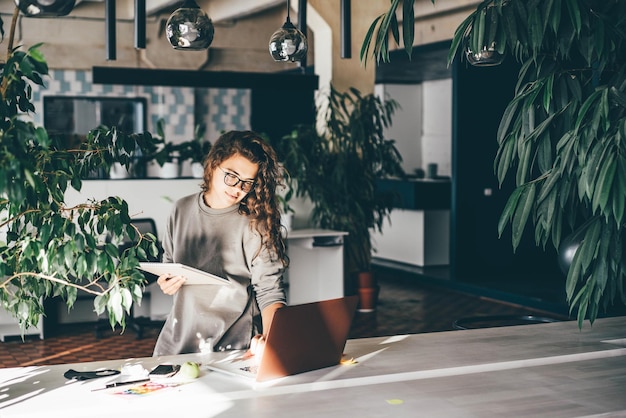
left=422, top=78, right=453, bottom=177
left=375, top=84, right=423, bottom=175
left=376, top=79, right=452, bottom=177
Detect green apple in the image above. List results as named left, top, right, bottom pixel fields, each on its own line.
left=179, top=361, right=200, bottom=379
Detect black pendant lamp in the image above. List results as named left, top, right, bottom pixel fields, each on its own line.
left=166, top=0, right=214, bottom=51
left=269, top=0, right=308, bottom=62
left=14, top=0, right=76, bottom=17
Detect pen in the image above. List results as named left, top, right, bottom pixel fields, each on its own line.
left=91, top=378, right=150, bottom=391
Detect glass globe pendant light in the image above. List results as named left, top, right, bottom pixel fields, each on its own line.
left=463, top=6, right=504, bottom=67
left=166, top=0, right=214, bottom=51
left=269, top=0, right=308, bottom=62
left=14, top=0, right=76, bottom=17
left=465, top=44, right=505, bottom=67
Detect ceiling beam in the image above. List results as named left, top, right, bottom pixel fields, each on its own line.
left=92, top=66, right=319, bottom=90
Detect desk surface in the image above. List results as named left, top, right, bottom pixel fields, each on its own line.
left=1, top=317, right=625, bottom=418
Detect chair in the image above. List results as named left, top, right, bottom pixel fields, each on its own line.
left=95, top=217, right=161, bottom=339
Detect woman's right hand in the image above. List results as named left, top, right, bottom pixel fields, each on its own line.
left=157, top=273, right=186, bottom=295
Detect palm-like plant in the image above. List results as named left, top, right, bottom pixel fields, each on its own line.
left=277, top=86, right=404, bottom=276
left=362, top=0, right=626, bottom=327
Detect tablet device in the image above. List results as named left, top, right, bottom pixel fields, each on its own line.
left=138, top=262, right=230, bottom=286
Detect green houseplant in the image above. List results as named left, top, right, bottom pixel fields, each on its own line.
left=0, top=43, right=161, bottom=334
left=362, top=0, right=626, bottom=326
left=277, top=86, right=404, bottom=287
left=151, top=118, right=180, bottom=178
left=176, top=122, right=211, bottom=178
left=260, top=135, right=295, bottom=230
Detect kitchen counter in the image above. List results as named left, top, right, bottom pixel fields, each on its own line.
left=377, top=177, right=451, bottom=210
left=373, top=178, right=451, bottom=267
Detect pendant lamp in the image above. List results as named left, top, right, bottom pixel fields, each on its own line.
left=463, top=6, right=504, bottom=67
left=14, top=0, right=76, bottom=17
left=166, top=0, right=214, bottom=51
left=269, top=0, right=308, bottom=62
left=465, top=45, right=504, bottom=67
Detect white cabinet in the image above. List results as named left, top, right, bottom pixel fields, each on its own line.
left=371, top=208, right=450, bottom=267
left=284, top=229, right=347, bottom=305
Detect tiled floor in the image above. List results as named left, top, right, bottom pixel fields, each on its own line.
left=0, top=267, right=569, bottom=368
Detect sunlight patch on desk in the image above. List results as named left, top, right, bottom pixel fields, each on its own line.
left=602, top=338, right=626, bottom=347
left=380, top=335, right=409, bottom=345
left=0, top=388, right=45, bottom=409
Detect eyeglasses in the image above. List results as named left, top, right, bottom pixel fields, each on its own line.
left=219, top=167, right=256, bottom=193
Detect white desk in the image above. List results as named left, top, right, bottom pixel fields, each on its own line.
left=1, top=317, right=625, bottom=417
left=284, top=229, right=348, bottom=305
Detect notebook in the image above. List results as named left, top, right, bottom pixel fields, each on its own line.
left=138, top=262, right=230, bottom=286
left=205, top=295, right=358, bottom=382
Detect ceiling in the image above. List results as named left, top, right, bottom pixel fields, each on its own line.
left=0, top=1, right=283, bottom=21
left=77, top=0, right=283, bottom=21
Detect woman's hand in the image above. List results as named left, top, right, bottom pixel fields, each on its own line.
left=247, top=334, right=266, bottom=363
left=157, top=273, right=186, bottom=295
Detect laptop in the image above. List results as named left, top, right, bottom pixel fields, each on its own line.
left=205, top=296, right=358, bottom=382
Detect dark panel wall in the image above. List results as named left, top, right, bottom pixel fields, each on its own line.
left=250, top=88, right=316, bottom=144
left=451, top=56, right=563, bottom=298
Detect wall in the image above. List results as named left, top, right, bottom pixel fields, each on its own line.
left=375, top=83, right=423, bottom=174
left=375, top=79, right=452, bottom=178
left=29, top=69, right=251, bottom=175
left=422, top=78, right=452, bottom=177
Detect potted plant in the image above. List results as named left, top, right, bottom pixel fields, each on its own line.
left=278, top=86, right=404, bottom=303
left=261, top=136, right=296, bottom=231
left=361, top=0, right=626, bottom=327
left=0, top=43, right=162, bottom=335
left=176, top=123, right=211, bottom=178
left=276, top=170, right=295, bottom=231
left=151, top=118, right=182, bottom=178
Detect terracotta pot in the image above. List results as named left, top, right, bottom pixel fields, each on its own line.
left=356, top=271, right=376, bottom=289
left=358, top=286, right=379, bottom=313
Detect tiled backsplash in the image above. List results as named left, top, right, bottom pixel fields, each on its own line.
left=30, top=69, right=251, bottom=143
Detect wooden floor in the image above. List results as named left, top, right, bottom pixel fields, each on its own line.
left=0, top=267, right=570, bottom=368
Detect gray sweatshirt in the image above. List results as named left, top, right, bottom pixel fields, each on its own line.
left=153, top=192, right=286, bottom=356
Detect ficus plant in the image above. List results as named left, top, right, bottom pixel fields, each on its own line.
left=0, top=43, right=161, bottom=335
left=361, top=0, right=626, bottom=327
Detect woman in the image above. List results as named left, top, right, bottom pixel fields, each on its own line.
left=152, top=130, right=288, bottom=356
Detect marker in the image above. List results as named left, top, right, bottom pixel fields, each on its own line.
left=91, top=378, right=150, bottom=391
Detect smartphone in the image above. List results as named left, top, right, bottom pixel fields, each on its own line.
left=149, top=364, right=180, bottom=378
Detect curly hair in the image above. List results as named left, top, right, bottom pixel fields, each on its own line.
left=200, top=131, right=288, bottom=267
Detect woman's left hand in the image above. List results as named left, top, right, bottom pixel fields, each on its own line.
left=247, top=334, right=266, bottom=363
